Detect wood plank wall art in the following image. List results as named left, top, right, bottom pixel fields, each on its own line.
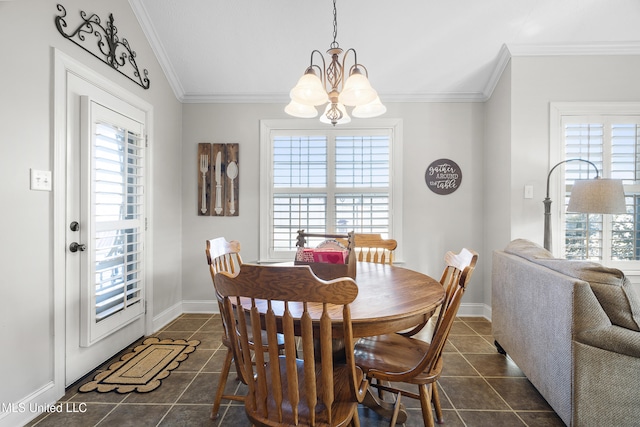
left=197, top=142, right=239, bottom=216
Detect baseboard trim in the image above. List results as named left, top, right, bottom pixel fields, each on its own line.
left=181, top=300, right=218, bottom=314
left=152, top=301, right=183, bottom=332
left=457, top=303, right=491, bottom=321
left=0, top=381, right=61, bottom=427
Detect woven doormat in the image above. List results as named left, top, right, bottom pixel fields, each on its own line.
left=79, top=337, right=200, bottom=393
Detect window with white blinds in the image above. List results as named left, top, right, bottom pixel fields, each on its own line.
left=260, top=120, right=402, bottom=261
left=81, top=100, right=146, bottom=346
left=560, top=115, right=640, bottom=265
left=94, top=121, right=144, bottom=321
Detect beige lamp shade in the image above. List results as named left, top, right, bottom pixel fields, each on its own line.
left=567, top=179, right=627, bottom=214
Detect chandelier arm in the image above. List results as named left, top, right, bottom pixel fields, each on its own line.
left=342, top=49, right=370, bottom=80
left=308, top=50, right=327, bottom=87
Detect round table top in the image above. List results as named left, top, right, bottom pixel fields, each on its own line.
left=347, top=262, right=444, bottom=337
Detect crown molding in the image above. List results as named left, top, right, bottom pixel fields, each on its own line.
left=128, top=0, right=184, bottom=100
left=180, top=91, right=488, bottom=104
left=505, top=41, right=640, bottom=57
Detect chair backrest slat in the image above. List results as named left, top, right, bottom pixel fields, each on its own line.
left=301, top=306, right=317, bottom=426
left=320, top=304, right=335, bottom=425
left=338, top=233, right=397, bottom=265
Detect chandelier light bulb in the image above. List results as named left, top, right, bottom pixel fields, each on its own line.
left=338, top=68, right=377, bottom=106
left=284, top=100, right=318, bottom=118
left=320, top=102, right=351, bottom=125
left=289, top=70, right=329, bottom=106
left=352, top=96, right=387, bottom=118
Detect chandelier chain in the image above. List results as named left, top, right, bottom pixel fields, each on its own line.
left=331, top=0, right=339, bottom=49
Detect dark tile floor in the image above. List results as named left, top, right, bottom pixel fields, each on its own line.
left=27, top=314, right=565, bottom=427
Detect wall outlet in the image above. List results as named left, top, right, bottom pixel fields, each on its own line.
left=31, top=169, right=52, bottom=191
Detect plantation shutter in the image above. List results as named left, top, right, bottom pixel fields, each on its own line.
left=81, top=99, right=146, bottom=346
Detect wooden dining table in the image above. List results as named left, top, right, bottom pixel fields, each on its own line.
left=346, top=261, right=444, bottom=338
left=245, top=261, right=445, bottom=423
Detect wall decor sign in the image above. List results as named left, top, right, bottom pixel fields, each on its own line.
left=425, top=158, right=462, bottom=195
left=198, top=143, right=239, bottom=216
left=54, top=4, right=150, bottom=89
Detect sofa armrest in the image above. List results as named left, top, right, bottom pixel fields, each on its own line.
left=577, top=325, right=640, bottom=358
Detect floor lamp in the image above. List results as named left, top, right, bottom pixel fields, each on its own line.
left=543, top=158, right=626, bottom=252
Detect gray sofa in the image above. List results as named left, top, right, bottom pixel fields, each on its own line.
left=492, top=239, right=640, bottom=426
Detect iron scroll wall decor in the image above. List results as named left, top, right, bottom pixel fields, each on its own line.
left=425, top=158, right=462, bottom=195
left=54, top=4, right=150, bottom=89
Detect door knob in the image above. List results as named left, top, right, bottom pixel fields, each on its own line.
left=69, top=242, right=87, bottom=252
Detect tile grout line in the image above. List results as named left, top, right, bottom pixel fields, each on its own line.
left=451, top=318, right=525, bottom=425
left=156, top=313, right=220, bottom=426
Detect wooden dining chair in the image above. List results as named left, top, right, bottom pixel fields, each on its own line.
left=214, top=264, right=369, bottom=427
left=338, top=233, right=397, bottom=265
left=206, top=238, right=286, bottom=419
left=205, top=237, right=245, bottom=419
left=353, top=248, right=478, bottom=427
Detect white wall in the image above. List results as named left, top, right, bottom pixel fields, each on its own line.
left=0, top=1, right=182, bottom=425
left=180, top=102, right=486, bottom=312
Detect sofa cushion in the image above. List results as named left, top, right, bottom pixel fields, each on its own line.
left=504, top=238, right=555, bottom=261
left=505, top=239, right=640, bottom=331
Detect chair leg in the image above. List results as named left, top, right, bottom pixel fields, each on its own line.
left=432, top=381, right=444, bottom=424
left=376, top=378, right=385, bottom=400
left=418, top=384, right=435, bottom=427
left=211, top=348, right=234, bottom=419
left=389, top=392, right=401, bottom=427
left=351, top=407, right=361, bottom=427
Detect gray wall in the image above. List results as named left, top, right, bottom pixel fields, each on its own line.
left=483, top=61, right=512, bottom=313
left=509, top=54, right=640, bottom=243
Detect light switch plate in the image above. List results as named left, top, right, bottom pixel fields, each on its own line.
left=31, top=169, right=52, bottom=191
left=524, top=185, right=534, bottom=199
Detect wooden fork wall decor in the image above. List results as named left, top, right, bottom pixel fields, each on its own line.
left=197, top=143, right=239, bottom=216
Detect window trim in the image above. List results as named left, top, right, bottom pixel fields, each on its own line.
left=259, top=119, right=403, bottom=263
left=550, top=102, right=640, bottom=269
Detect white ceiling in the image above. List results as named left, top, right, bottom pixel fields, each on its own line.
left=130, top=0, right=640, bottom=103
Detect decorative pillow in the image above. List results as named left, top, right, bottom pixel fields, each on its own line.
left=295, top=247, right=315, bottom=263
left=316, top=239, right=347, bottom=251
left=504, top=238, right=640, bottom=331
left=534, top=258, right=640, bottom=332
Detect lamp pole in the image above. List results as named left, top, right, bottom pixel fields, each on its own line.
left=543, top=158, right=599, bottom=251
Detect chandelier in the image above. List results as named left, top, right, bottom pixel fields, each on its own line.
left=285, top=0, right=386, bottom=126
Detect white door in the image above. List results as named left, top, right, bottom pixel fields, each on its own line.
left=65, top=74, right=147, bottom=386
